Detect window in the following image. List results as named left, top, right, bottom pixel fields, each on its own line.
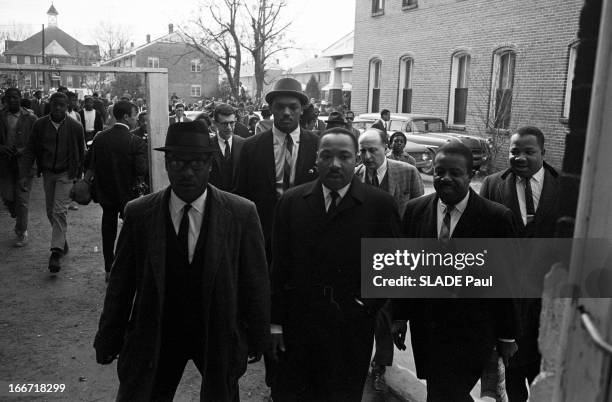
left=490, top=49, right=516, bottom=129
left=563, top=42, right=578, bottom=119
left=10, top=55, right=17, bottom=64
left=402, top=0, right=418, bottom=9
left=398, top=57, right=413, bottom=113
left=368, top=59, right=382, bottom=113
left=448, top=53, right=470, bottom=125
left=38, top=76, right=44, bottom=86
left=24, top=75, right=31, bottom=87
left=191, top=85, right=202, bottom=97
left=147, top=57, right=160, bottom=68
left=372, top=0, right=384, bottom=14
left=24, top=56, right=31, bottom=64
left=51, top=58, right=59, bottom=65
left=191, top=59, right=202, bottom=72
left=37, top=56, right=43, bottom=64
left=67, top=76, right=73, bottom=86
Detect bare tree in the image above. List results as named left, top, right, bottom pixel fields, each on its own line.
left=92, top=22, right=132, bottom=60
left=180, top=0, right=243, bottom=100
left=0, top=22, right=33, bottom=53
left=241, top=0, right=292, bottom=101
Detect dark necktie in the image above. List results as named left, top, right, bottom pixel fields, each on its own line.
left=328, top=190, right=340, bottom=215
left=367, top=169, right=380, bottom=187
left=283, top=134, right=294, bottom=190
left=224, top=139, right=230, bottom=159
left=178, top=204, right=191, bottom=259
left=524, top=177, right=535, bottom=224
left=439, top=205, right=453, bottom=241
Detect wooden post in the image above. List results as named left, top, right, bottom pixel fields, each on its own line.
left=145, top=72, right=169, bottom=192
left=553, top=0, right=612, bottom=400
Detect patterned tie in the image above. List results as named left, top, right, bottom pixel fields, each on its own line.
left=283, top=134, right=294, bottom=190
left=178, top=204, right=191, bottom=260
left=524, top=177, right=535, bottom=224
left=224, top=139, right=230, bottom=159
left=439, top=205, right=453, bottom=241
left=328, top=190, right=340, bottom=215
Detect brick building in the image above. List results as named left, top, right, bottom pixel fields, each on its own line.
left=101, top=24, right=218, bottom=103
left=352, top=0, right=583, bottom=168
left=1, top=4, right=100, bottom=90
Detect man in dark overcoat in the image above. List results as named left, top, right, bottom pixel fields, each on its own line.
left=269, top=128, right=401, bottom=401
left=480, top=126, right=560, bottom=401
left=94, top=120, right=270, bottom=401
left=394, top=142, right=519, bottom=401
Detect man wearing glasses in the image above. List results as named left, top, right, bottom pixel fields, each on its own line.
left=95, top=121, right=270, bottom=401
left=209, top=103, right=244, bottom=192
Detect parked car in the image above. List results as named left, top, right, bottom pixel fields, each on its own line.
left=352, top=117, right=435, bottom=173
left=357, top=113, right=490, bottom=171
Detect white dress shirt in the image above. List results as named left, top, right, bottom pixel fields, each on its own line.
left=169, top=189, right=207, bottom=263
left=273, top=124, right=300, bottom=195
left=515, top=166, right=544, bottom=225
left=84, top=110, right=96, bottom=131
left=217, top=135, right=233, bottom=155
left=322, top=182, right=351, bottom=211
left=436, top=191, right=470, bottom=238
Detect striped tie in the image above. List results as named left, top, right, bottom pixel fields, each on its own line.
left=439, top=205, right=453, bottom=242
left=282, top=134, right=293, bottom=190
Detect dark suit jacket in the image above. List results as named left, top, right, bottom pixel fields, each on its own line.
left=233, top=121, right=252, bottom=139
left=209, top=134, right=244, bottom=192
left=395, top=189, right=518, bottom=379
left=236, top=128, right=319, bottom=251
left=88, top=124, right=147, bottom=209
left=480, top=162, right=560, bottom=366
left=78, top=109, right=104, bottom=138
left=168, top=115, right=192, bottom=124
left=94, top=186, right=270, bottom=401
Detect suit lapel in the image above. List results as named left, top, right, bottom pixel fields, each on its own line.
left=534, top=167, right=557, bottom=223
left=295, top=129, right=314, bottom=184
left=147, top=188, right=171, bottom=310
left=425, top=194, right=439, bottom=238
left=261, top=131, right=276, bottom=188
left=386, top=160, right=399, bottom=198
left=200, top=187, right=229, bottom=306
left=452, top=189, right=481, bottom=238
left=304, top=180, right=326, bottom=216
left=232, top=137, right=243, bottom=173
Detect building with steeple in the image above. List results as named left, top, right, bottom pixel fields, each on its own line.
left=1, top=3, right=100, bottom=90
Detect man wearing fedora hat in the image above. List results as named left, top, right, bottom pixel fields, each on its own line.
left=94, top=120, right=270, bottom=401
left=236, top=77, right=319, bottom=261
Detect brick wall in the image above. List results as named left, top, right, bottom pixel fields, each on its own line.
left=353, top=0, right=583, bottom=169
left=135, top=42, right=218, bottom=102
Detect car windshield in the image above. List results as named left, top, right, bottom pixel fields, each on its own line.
left=412, top=119, right=446, bottom=133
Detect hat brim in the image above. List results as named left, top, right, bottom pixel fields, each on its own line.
left=154, top=145, right=219, bottom=153
left=265, top=90, right=309, bottom=106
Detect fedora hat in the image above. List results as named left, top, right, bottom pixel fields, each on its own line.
left=265, top=77, right=309, bottom=105
left=154, top=121, right=218, bottom=153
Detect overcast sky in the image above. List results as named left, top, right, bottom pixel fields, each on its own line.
left=0, top=0, right=355, bottom=67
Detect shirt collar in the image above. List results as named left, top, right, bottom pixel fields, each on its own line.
left=114, top=122, right=130, bottom=130
left=217, top=135, right=233, bottom=147
left=169, top=188, right=208, bottom=216
left=322, top=182, right=351, bottom=200
left=272, top=123, right=300, bottom=142
left=438, top=190, right=470, bottom=214
left=377, top=158, right=388, bottom=178
left=517, top=166, right=545, bottom=183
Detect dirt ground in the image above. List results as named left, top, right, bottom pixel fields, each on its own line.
left=0, top=177, right=269, bottom=401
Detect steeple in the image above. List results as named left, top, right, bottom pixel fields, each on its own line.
left=47, top=3, right=59, bottom=27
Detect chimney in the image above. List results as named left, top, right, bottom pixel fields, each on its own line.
left=168, top=23, right=174, bottom=34
left=146, top=34, right=151, bottom=43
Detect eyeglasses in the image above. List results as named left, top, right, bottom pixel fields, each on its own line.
left=216, top=121, right=236, bottom=127
left=166, top=157, right=210, bottom=171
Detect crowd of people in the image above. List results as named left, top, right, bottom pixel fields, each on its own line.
left=0, top=77, right=558, bottom=401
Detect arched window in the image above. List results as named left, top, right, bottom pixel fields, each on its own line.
left=368, top=59, right=382, bottom=113
left=490, top=49, right=516, bottom=129
left=448, top=52, right=470, bottom=125
left=398, top=57, right=414, bottom=113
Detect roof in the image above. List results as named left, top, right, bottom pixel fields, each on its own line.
left=47, top=4, right=59, bottom=15
left=3, top=26, right=99, bottom=59
left=241, top=60, right=285, bottom=77
left=287, top=56, right=331, bottom=75
left=321, top=31, right=354, bottom=58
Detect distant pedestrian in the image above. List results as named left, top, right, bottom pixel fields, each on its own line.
left=85, top=100, right=146, bottom=282
left=79, top=96, right=104, bottom=143
left=19, top=92, right=85, bottom=273
left=371, top=109, right=391, bottom=134
left=169, top=103, right=191, bottom=124
left=387, top=131, right=417, bottom=166
left=0, top=88, right=37, bottom=247
left=255, top=104, right=273, bottom=134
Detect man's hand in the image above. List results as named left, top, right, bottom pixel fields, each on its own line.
left=0, top=145, right=15, bottom=157
left=270, top=333, right=285, bottom=361
left=95, top=349, right=117, bottom=365
left=391, top=320, right=408, bottom=350
left=497, top=340, right=518, bottom=367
